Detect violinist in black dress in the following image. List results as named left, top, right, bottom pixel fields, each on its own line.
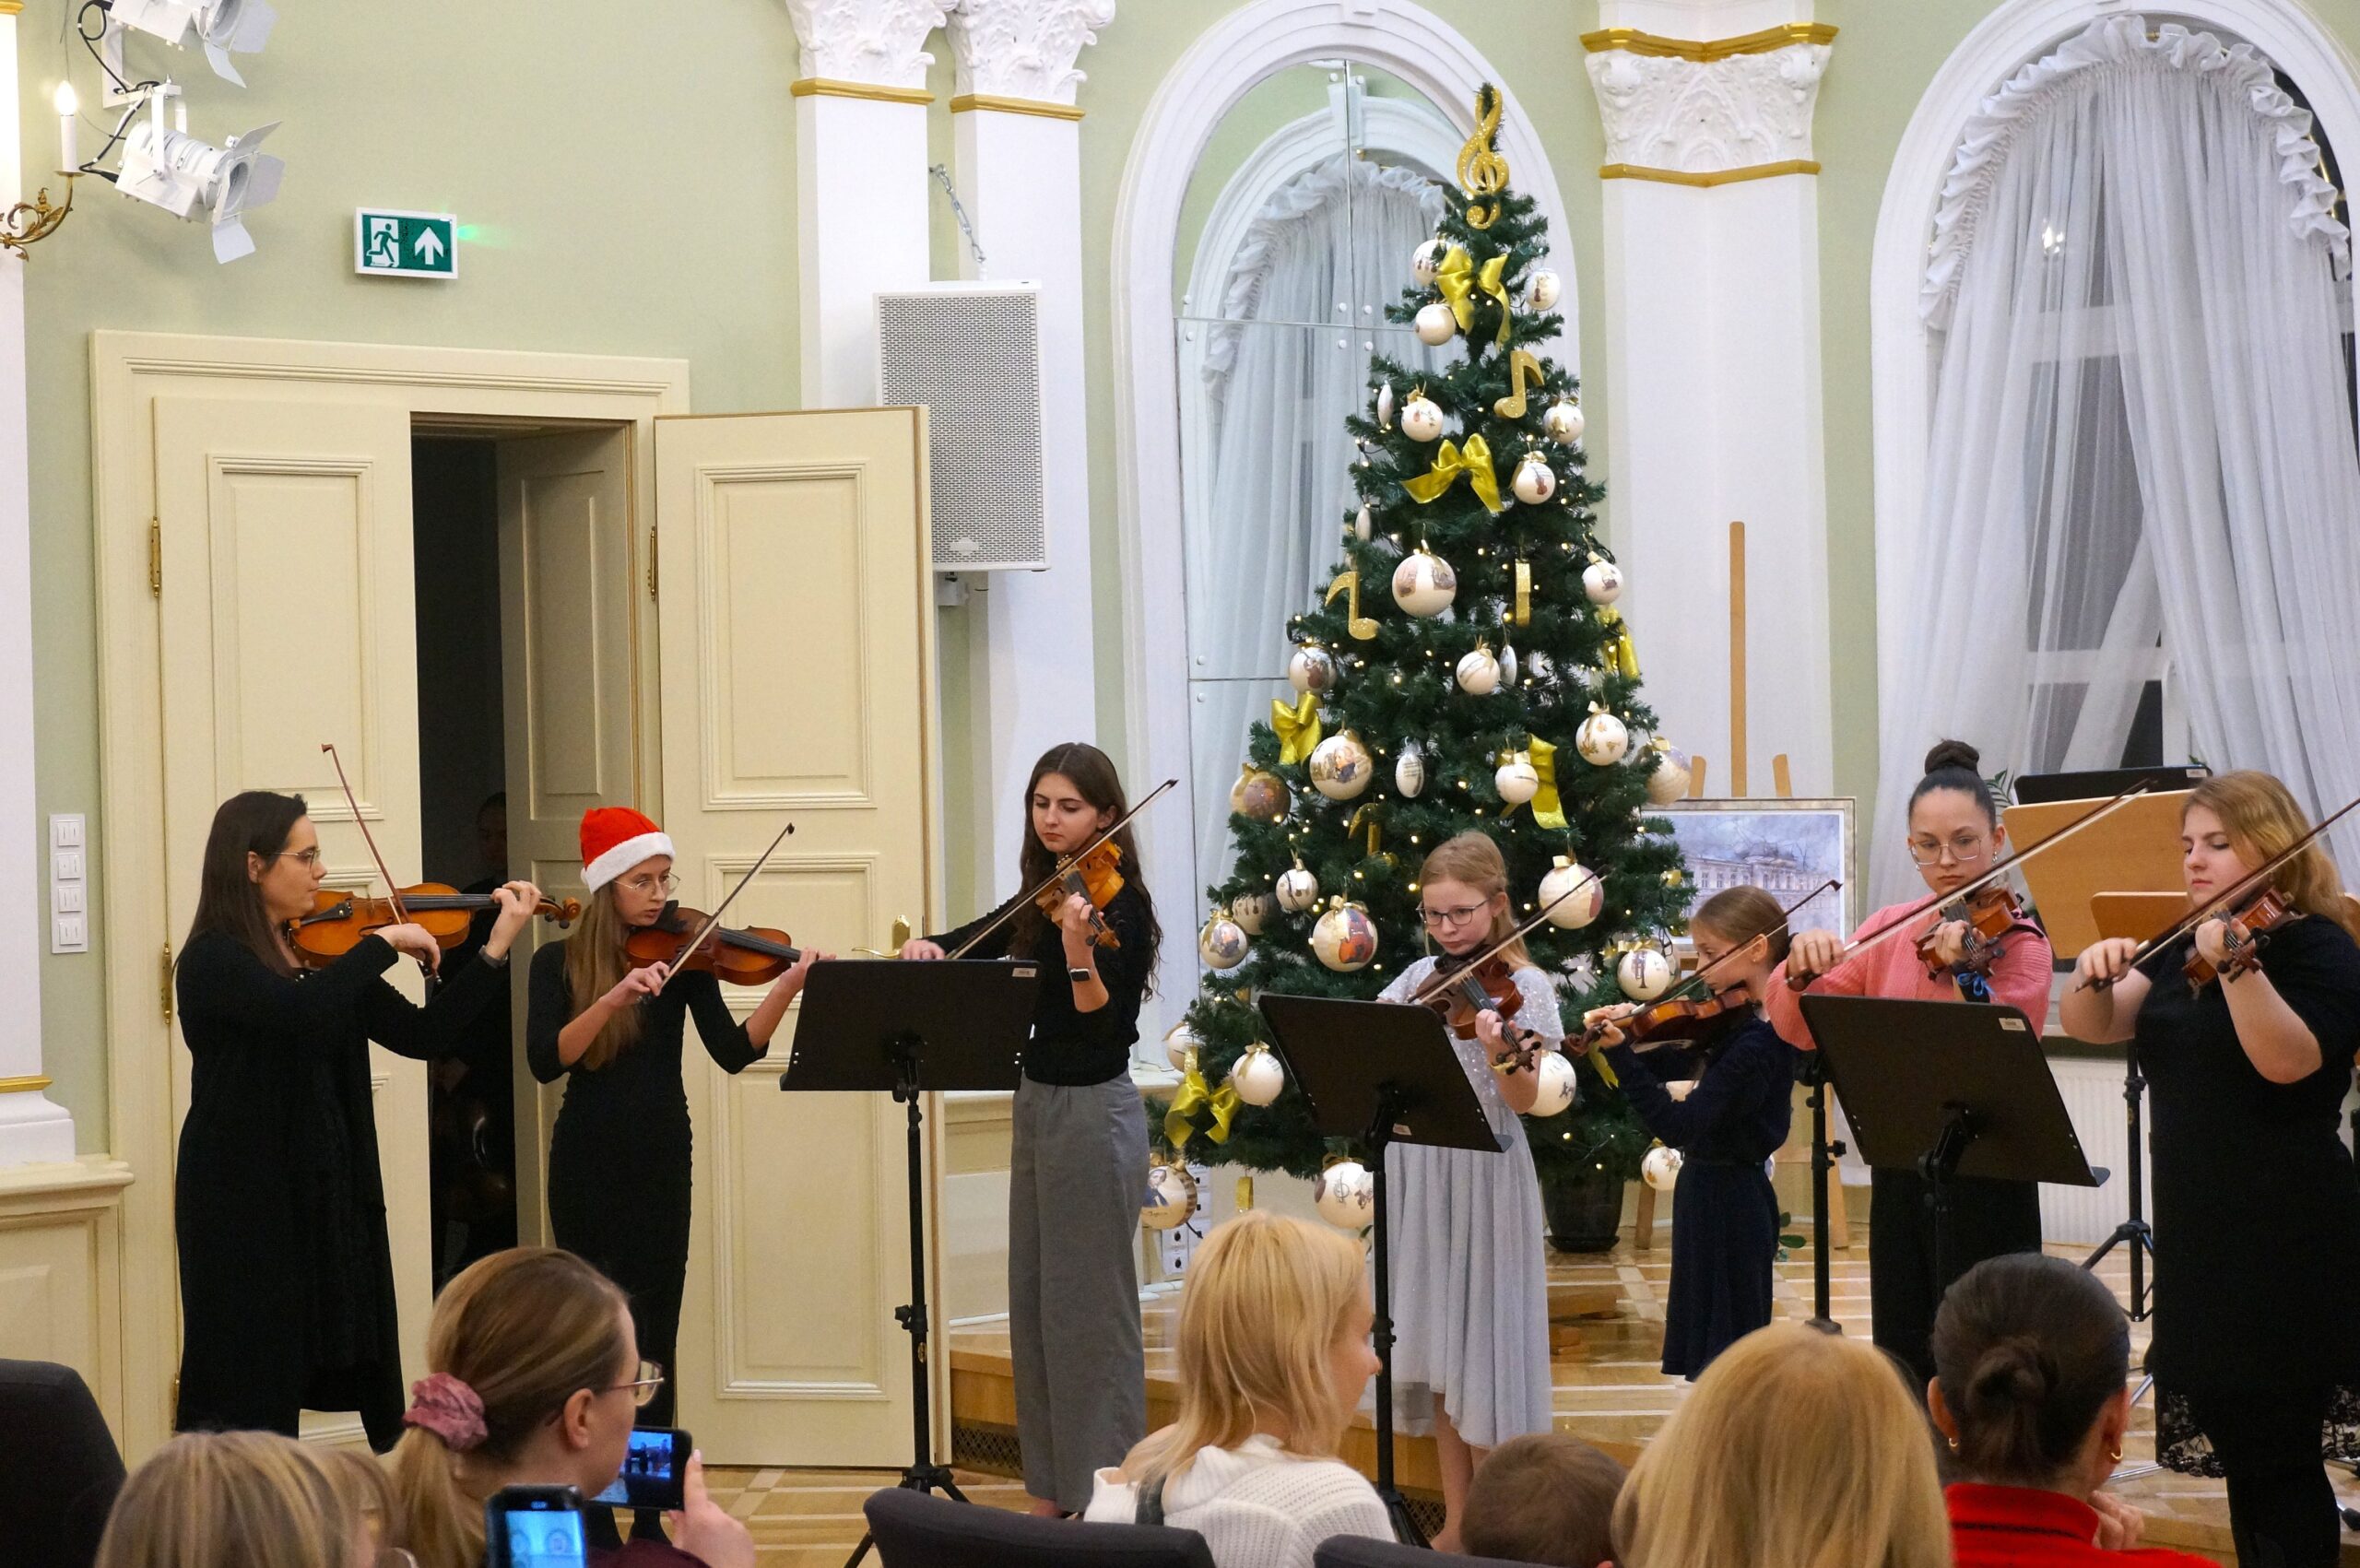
left=1584, top=886, right=1800, bottom=1378
left=2064, top=772, right=2360, bottom=1568
left=173, top=790, right=541, bottom=1448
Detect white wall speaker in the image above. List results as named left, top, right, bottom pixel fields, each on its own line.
left=876, top=282, right=1048, bottom=572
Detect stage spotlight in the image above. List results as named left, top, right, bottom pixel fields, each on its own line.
left=117, top=111, right=284, bottom=262
left=102, top=0, right=277, bottom=86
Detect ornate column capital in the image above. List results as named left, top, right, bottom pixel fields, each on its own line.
left=1582, top=25, right=1834, bottom=183
left=945, top=0, right=1116, bottom=106
left=783, top=0, right=951, bottom=92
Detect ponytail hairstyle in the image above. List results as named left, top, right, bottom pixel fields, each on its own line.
left=1418, top=831, right=1532, bottom=969
left=1931, top=1253, right=2129, bottom=1487
left=1012, top=742, right=1163, bottom=987
left=95, top=1431, right=360, bottom=1568
left=386, top=1248, right=633, bottom=1568
left=186, top=790, right=311, bottom=976
left=562, top=883, right=646, bottom=1070
left=1690, top=885, right=1791, bottom=969
left=1910, top=738, right=2000, bottom=829
left=2185, top=771, right=2360, bottom=943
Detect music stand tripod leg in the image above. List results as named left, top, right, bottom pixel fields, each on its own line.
left=1917, top=1105, right=1977, bottom=1308
left=1363, top=1085, right=1428, bottom=1549
left=2080, top=1042, right=2156, bottom=1323
left=1803, top=1055, right=1845, bottom=1328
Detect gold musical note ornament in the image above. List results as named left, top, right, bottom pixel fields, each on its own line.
left=1325, top=570, right=1380, bottom=640
left=1493, top=348, right=1543, bottom=419
left=1456, top=84, right=1511, bottom=230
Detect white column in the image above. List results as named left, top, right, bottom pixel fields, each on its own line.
left=1585, top=3, right=1835, bottom=796
left=0, top=6, right=78, bottom=1164
left=785, top=1, right=947, bottom=407
left=945, top=0, right=1112, bottom=893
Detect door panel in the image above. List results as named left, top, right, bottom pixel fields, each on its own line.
left=655, top=409, right=936, bottom=1465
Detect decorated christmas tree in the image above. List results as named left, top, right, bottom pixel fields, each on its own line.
left=1157, top=88, right=1694, bottom=1198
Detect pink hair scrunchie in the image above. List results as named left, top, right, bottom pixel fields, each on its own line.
left=403, top=1372, right=489, bottom=1452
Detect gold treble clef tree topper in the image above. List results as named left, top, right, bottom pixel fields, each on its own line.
left=1456, top=84, right=1511, bottom=230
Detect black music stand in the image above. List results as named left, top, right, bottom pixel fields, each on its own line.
left=783, top=959, right=1039, bottom=1568
left=1797, top=1050, right=1845, bottom=1328
left=1802, top=996, right=2100, bottom=1296
left=1257, top=993, right=1501, bottom=1550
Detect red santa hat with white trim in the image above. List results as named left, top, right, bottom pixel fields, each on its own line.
left=580, top=806, right=674, bottom=893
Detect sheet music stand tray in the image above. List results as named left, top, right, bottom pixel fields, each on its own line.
left=2003, top=789, right=2193, bottom=960
left=1257, top=993, right=1499, bottom=1549
left=783, top=959, right=1038, bottom=1568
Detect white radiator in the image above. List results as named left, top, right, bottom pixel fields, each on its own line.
left=2040, top=1055, right=2151, bottom=1246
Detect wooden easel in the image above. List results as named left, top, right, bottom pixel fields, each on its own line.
left=1633, top=522, right=1849, bottom=1252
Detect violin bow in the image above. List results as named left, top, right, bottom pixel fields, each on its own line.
left=320, top=740, right=415, bottom=932
left=1788, top=781, right=2154, bottom=989
left=948, top=777, right=1179, bottom=960
left=663, top=819, right=798, bottom=971
left=1600, top=878, right=1841, bottom=1021
left=1406, top=862, right=1607, bottom=1008
left=2074, top=791, right=2360, bottom=992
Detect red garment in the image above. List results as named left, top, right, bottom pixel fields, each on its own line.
left=1946, top=1482, right=2213, bottom=1568
left=1762, top=901, right=2054, bottom=1050
left=593, top=1541, right=711, bottom=1568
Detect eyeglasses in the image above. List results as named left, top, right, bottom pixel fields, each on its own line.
left=619, top=872, right=679, bottom=897
left=273, top=848, right=324, bottom=868
left=1907, top=834, right=1992, bottom=867
left=608, top=1360, right=666, bottom=1407
left=1419, top=902, right=1491, bottom=930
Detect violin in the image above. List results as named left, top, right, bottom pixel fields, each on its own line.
left=626, top=902, right=804, bottom=986
left=289, top=884, right=582, bottom=969
left=1423, top=951, right=1549, bottom=1068
left=1575, top=984, right=1750, bottom=1055
left=1038, top=841, right=1124, bottom=949
left=1916, top=885, right=2029, bottom=979
left=2184, top=887, right=2297, bottom=987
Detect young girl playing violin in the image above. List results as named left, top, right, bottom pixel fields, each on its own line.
left=525, top=807, right=825, bottom=1469
left=1764, top=739, right=2050, bottom=1387
left=1583, top=885, right=1800, bottom=1379
left=1375, top=831, right=1556, bottom=1551
left=174, top=789, right=544, bottom=1450
left=2062, top=772, right=2360, bottom=1568
left=900, top=742, right=1163, bottom=1517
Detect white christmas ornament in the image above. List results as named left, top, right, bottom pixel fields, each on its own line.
left=1307, top=730, right=1375, bottom=801
left=1232, top=891, right=1272, bottom=936
left=1411, top=238, right=1445, bottom=284
left=1314, top=1159, right=1375, bottom=1229
left=1400, top=393, right=1445, bottom=443
left=1642, top=1145, right=1685, bottom=1193
left=1495, top=751, right=1540, bottom=806
left=1529, top=1053, right=1578, bottom=1117
left=1582, top=559, right=1624, bottom=605
left=1413, top=302, right=1457, bottom=346
left=1228, top=1044, right=1286, bottom=1107
left=1645, top=744, right=1693, bottom=806
left=1163, top=1020, right=1203, bottom=1071
left=1394, top=746, right=1425, bottom=799
left=1141, top=1162, right=1199, bottom=1231
left=1391, top=548, right=1457, bottom=618
left=1275, top=862, right=1321, bottom=913
left=1543, top=399, right=1585, bottom=444
left=1499, top=643, right=1518, bottom=688
left=1311, top=898, right=1378, bottom=973
left=1618, top=946, right=1674, bottom=1001
left=1577, top=710, right=1631, bottom=766
left=1539, top=856, right=1605, bottom=929
left=1353, top=503, right=1373, bottom=542
left=1512, top=453, right=1556, bottom=506
left=1456, top=644, right=1501, bottom=697
left=1527, top=268, right=1562, bottom=311
left=1198, top=910, right=1250, bottom=972
left=1288, top=644, right=1338, bottom=695
left=1375, top=382, right=1396, bottom=430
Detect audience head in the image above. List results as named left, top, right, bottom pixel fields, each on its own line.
left=96, top=1430, right=370, bottom=1568
left=386, top=1247, right=638, bottom=1568
left=1126, top=1210, right=1378, bottom=1488
left=1614, top=1323, right=1950, bottom=1568
left=1463, top=1432, right=1627, bottom=1568
left=1929, top=1253, right=2131, bottom=1496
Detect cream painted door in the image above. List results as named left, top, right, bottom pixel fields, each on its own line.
left=154, top=396, right=437, bottom=1420
left=494, top=428, right=641, bottom=1244
left=655, top=409, right=938, bottom=1465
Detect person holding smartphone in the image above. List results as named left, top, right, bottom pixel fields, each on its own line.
left=386, top=1246, right=753, bottom=1568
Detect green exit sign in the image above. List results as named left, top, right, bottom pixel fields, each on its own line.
left=355, top=208, right=456, bottom=278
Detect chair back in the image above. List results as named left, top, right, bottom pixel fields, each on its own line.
left=1316, top=1535, right=1535, bottom=1568
left=0, top=1360, right=127, bottom=1568
left=864, top=1486, right=1216, bottom=1568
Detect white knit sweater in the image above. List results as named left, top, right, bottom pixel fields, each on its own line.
left=1082, top=1434, right=1393, bottom=1568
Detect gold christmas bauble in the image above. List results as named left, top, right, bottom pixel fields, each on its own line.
left=1307, top=730, right=1375, bottom=801
left=1310, top=897, right=1379, bottom=973
left=1230, top=765, right=1291, bottom=824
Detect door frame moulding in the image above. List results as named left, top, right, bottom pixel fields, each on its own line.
left=1110, top=0, right=1581, bottom=1016
left=90, top=331, right=690, bottom=1458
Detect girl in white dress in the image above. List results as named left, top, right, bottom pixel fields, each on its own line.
left=1375, top=831, right=1557, bottom=1550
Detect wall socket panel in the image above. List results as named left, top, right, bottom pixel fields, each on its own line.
left=50, top=814, right=88, bottom=954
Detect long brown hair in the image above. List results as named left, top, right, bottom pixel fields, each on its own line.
left=561, top=883, right=646, bottom=1070
left=1691, top=885, right=1793, bottom=968
left=1932, top=1253, right=2128, bottom=1489
left=96, top=1430, right=360, bottom=1568
left=1418, top=831, right=1532, bottom=969
left=2185, top=772, right=2360, bottom=941
left=186, top=790, right=310, bottom=976
left=1010, top=742, right=1162, bottom=984
left=386, top=1248, right=634, bottom=1568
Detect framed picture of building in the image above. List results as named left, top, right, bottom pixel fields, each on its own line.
left=1657, top=798, right=1856, bottom=939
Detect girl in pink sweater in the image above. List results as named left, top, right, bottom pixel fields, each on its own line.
left=1764, top=739, right=2052, bottom=1385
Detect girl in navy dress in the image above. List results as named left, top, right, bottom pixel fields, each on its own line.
left=1584, top=885, right=1800, bottom=1378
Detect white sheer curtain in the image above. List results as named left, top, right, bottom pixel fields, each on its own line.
left=1186, top=156, right=1448, bottom=890
left=1873, top=16, right=2360, bottom=905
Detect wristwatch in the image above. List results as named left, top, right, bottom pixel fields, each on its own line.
left=1068, top=965, right=1094, bottom=984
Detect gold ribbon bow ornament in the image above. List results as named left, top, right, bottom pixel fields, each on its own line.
left=1165, top=1048, right=1239, bottom=1150
left=1403, top=435, right=1504, bottom=513
left=1271, top=692, right=1324, bottom=765
left=1598, top=606, right=1641, bottom=678
left=1436, top=245, right=1513, bottom=346
left=1527, top=735, right=1567, bottom=831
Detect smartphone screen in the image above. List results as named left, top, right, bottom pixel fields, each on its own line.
left=592, top=1427, right=690, bottom=1512
left=489, top=1489, right=586, bottom=1568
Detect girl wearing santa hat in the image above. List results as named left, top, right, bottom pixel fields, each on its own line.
left=525, top=807, right=826, bottom=1458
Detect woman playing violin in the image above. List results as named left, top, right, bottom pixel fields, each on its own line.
left=1583, top=886, right=1800, bottom=1380
left=2061, top=772, right=2360, bottom=1568
left=525, top=807, right=826, bottom=1486
left=1373, top=831, right=1555, bottom=1551
left=174, top=790, right=545, bottom=1450
left=1763, top=740, right=2050, bottom=1387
